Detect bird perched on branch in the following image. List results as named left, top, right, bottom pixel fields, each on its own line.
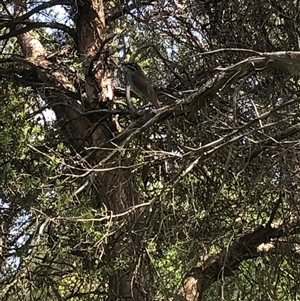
left=123, top=62, right=161, bottom=109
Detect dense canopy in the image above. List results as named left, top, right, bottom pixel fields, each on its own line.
left=1, top=0, right=300, bottom=300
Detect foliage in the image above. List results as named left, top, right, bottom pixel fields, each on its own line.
left=1, top=0, right=300, bottom=300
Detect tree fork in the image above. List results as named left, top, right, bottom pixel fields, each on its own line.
left=13, top=0, right=154, bottom=299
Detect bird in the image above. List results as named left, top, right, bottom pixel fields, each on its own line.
left=123, top=62, right=160, bottom=109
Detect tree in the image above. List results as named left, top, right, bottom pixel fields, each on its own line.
left=1, top=0, right=300, bottom=300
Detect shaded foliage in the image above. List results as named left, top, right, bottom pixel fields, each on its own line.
left=1, top=0, right=300, bottom=300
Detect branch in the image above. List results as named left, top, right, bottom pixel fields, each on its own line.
left=249, top=125, right=300, bottom=160
left=112, top=51, right=300, bottom=147
left=106, top=0, right=157, bottom=22
left=12, top=0, right=71, bottom=22
left=175, top=216, right=300, bottom=301
left=0, top=21, right=76, bottom=41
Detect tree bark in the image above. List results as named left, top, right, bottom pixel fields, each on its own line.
left=13, top=0, right=153, bottom=300
left=11, top=1, right=300, bottom=300
left=174, top=216, right=300, bottom=301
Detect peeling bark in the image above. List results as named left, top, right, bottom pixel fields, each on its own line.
left=175, top=218, right=300, bottom=301
left=10, top=1, right=300, bottom=300
left=12, top=0, right=152, bottom=299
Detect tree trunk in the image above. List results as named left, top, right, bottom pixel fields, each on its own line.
left=13, top=0, right=153, bottom=300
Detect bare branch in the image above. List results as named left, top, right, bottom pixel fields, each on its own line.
left=175, top=217, right=300, bottom=301
left=0, top=21, right=76, bottom=41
